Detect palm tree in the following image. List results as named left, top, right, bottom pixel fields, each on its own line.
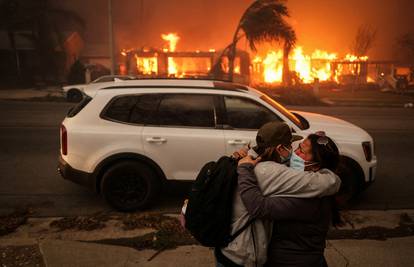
left=215, top=0, right=296, bottom=84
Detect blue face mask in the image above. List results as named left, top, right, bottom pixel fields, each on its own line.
left=290, top=152, right=319, bottom=171
left=289, top=151, right=305, bottom=171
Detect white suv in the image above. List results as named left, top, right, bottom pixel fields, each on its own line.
left=58, top=79, right=377, bottom=211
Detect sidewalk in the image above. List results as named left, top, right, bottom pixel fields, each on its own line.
left=0, top=87, right=64, bottom=101
left=1, top=210, right=413, bottom=267
left=1, top=237, right=412, bottom=267
left=319, top=87, right=414, bottom=108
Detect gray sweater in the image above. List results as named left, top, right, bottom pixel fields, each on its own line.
left=221, top=160, right=341, bottom=267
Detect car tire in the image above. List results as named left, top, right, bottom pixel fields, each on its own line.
left=335, top=159, right=364, bottom=207
left=67, top=89, right=83, bottom=103
left=101, top=161, right=160, bottom=212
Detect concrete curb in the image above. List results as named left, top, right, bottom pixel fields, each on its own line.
left=320, top=98, right=414, bottom=108
left=1, top=210, right=414, bottom=266
left=0, top=88, right=65, bottom=102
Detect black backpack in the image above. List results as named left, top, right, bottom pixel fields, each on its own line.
left=184, top=156, right=254, bottom=247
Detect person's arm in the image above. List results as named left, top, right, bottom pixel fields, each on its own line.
left=252, top=162, right=341, bottom=198
left=237, top=163, right=321, bottom=221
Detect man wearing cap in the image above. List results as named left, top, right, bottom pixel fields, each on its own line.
left=216, top=121, right=341, bottom=267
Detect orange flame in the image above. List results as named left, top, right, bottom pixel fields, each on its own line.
left=254, top=47, right=368, bottom=84
left=135, top=55, right=157, bottom=75
left=161, top=33, right=180, bottom=76
left=262, top=51, right=283, bottom=83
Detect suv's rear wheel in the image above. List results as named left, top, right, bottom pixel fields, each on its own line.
left=101, top=161, right=160, bottom=211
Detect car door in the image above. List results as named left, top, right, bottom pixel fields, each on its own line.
left=142, top=93, right=225, bottom=181
left=221, top=95, right=284, bottom=154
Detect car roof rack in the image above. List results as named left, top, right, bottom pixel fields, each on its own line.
left=101, top=79, right=250, bottom=93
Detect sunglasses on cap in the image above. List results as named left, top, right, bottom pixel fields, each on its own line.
left=315, top=131, right=329, bottom=146
left=314, top=131, right=337, bottom=154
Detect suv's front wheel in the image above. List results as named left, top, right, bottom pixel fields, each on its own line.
left=101, top=161, right=160, bottom=211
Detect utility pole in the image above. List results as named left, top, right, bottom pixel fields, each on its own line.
left=108, top=0, right=115, bottom=74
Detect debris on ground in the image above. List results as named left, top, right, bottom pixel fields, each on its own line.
left=0, top=245, right=45, bottom=267
left=90, top=212, right=197, bottom=251
left=49, top=213, right=110, bottom=231
left=122, top=212, right=169, bottom=230
left=0, top=210, right=29, bottom=236
left=328, top=213, right=414, bottom=240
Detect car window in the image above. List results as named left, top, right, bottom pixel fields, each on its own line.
left=67, top=96, right=92, bottom=118
left=130, top=94, right=161, bottom=125
left=224, top=96, right=281, bottom=130
left=102, top=95, right=139, bottom=122
left=158, top=94, right=216, bottom=128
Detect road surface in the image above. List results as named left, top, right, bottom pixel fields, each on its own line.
left=0, top=100, right=413, bottom=216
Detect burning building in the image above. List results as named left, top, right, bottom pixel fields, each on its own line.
left=120, top=33, right=251, bottom=84
left=118, top=32, right=386, bottom=86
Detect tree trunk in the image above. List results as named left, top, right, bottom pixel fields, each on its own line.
left=282, top=42, right=291, bottom=86
left=228, top=43, right=237, bottom=82
left=228, top=26, right=242, bottom=82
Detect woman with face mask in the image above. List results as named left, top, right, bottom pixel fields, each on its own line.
left=236, top=132, right=342, bottom=267
left=216, top=123, right=341, bottom=267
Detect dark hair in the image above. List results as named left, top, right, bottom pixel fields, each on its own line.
left=307, top=134, right=340, bottom=172
left=252, top=145, right=282, bottom=163
left=307, top=134, right=343, bottom=226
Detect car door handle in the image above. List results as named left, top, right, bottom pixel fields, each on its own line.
left=146, top=137, right=167, bottom=143
left=228, top=140, right=247, bottom=145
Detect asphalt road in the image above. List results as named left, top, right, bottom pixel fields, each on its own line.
left=0, top=100, right=413, bottom=216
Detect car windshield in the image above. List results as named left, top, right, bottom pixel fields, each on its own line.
left=260, top=94, right=304, bottom=129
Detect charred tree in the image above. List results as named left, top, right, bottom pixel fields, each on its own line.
left=213, top=0, right=296, bottom=84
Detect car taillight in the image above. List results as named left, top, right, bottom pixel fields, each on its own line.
left=362, top=142, right=372, bottom=162
left=61, top=124, right=67, bottom=155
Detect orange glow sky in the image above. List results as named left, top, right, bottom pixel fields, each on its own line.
left=62, top=0, right=414, bottom=60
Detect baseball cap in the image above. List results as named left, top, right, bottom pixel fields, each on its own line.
left=256, top=121, right=302, bottom=148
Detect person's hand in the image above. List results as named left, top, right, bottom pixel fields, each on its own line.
left=232, top=147, right=248, bottom=159
left=238, top=155, right=262, bottom=166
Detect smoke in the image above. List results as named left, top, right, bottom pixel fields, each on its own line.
left=59, top=0, right=414, bottom=60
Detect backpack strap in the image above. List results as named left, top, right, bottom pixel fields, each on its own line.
left=226, top=217, right=256, bottom=244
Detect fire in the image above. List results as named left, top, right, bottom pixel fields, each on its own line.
left=261, top=51, right=283, bottom=83
left=292, top=47, right=312, bottom=83
left=135, top=55, right=157, bottom=75
left=253, top=47, right=368, bottom=84
left=161, top=33, right=180, bottom=52
left=126, top=31, right=370, bottom=85
left=161, top=33, right=180, bottom=76
left=344, top=54, right=368, bottom=62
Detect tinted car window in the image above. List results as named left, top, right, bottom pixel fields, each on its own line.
left=158, top=94, right=216, bottom=127
left=67, top=95, right=92, bottom=118
left=130, top=94, right=161, bottom=125
left=224, top=96, right=281, bottom=129
left=103, top=95, right=139, bottom=122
